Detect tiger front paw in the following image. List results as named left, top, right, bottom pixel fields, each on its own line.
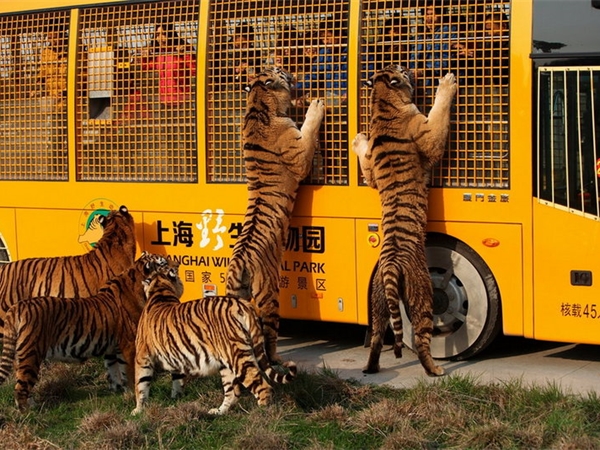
left=306, top=99, right=325, bottom=123
left=436, top=72, right=457, bottom=99
left=352, top=133, right=369, bottom=158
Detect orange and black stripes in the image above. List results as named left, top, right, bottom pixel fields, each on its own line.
left=226, top=68, right=324, bottom=364
left=0, top=205, right=136, bottom=336
left=133, top=269, right=296, bottom=416
left=356, top=66, right=456, bottom=377
left=0, top=252, right=167, bottom=411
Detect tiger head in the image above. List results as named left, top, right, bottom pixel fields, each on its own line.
left=244, top=67, right=294, bottom=114
left=137, top=251, right=169, bottom=276
left=96, top=205, right=137, bottom=262
left=142, top=259, right=184, bottom=301
left=366, top=65, right=414, bottom=102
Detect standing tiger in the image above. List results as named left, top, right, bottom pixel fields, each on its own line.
left=353, top=65, right=457, bottom=376
left=132, top=265, right=297, bottom=416
left=226, top=67, right=324, bottom=363
left=0, top=205, right=137, bottom=336
left=0, top=252, right=168, bottom=411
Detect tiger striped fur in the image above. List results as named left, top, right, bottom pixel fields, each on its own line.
left=0, top=205, right=137, bottom=337
left=226, top=67, right=324, bottom=363
left=132, top=264, right=298, bottom=416
left=353, top=66, right=457, bottom=376
left=0, top=252, right=168, bottom=411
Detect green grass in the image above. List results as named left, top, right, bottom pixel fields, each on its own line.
left=1, top=360, right=600, bottom=449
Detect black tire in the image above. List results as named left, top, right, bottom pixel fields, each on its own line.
left=400, top=233, right=502, bottom=360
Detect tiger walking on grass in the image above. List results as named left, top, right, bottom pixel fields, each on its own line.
left=0, top=205, right=137, bottom=337
left=0, top=252, right=168, bottom=411
left=226, top=67, right=324, bottom=363
left=353, top=65, right=457, bottom=376
left=132, top=264, right=297, bottom=416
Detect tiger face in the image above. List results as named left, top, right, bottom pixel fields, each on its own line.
left=142, top=261, right=184, bottom=301
left=367, top=65, right=414, bottom=99
left=245, top=67, right=295, bottom=115
left=245, top=67, right=294, bottom=93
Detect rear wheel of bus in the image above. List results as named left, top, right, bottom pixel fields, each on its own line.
left=398, top=233, right=502, bottom=360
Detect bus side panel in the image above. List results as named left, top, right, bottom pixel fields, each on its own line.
left=533, top=204, right=600, bottom=344
left=0, top=208, right=17, bottom=262
left=142, top=211, right=235, bottom=302
left=280, top=217, right=358, bottom=324
left=427, top=221, right=524, bottom=337
left=13, top=207, right=142, bottom=259
left=354, top=218, right=389, bottom=326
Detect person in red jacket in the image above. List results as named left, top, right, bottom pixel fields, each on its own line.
left=140, top=22, right=196, bottom=107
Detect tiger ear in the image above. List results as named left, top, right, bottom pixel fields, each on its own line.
left=119, top=205, right=129, bottom=214
left=244, top=84, right=251, bottom=92
left=98, top=214, right=107, bottom=227
left=167, top=267, right=178, bottom=280
left=363, top=79, right=373, bottom=88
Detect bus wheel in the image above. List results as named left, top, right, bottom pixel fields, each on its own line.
left=400, top=233, right=502, bottom=360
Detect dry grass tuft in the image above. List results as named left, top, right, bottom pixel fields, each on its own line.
left=308, top=403, right=347, bottom=423
left=78, top=410, right=120, bottom=435
left=0, top=422, right=60, bottom=450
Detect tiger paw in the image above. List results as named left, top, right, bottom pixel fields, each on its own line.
left=306, top=99, right=325, bottom=123
left=428, top=365, right=446, bottom=377
left=437, top=72, right=457, bottom=98
left=352, top=133, right=369, bottom=158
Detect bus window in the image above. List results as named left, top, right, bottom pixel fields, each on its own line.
left=76, top=2, right=199, bottom=183
left=207, top=0, right=349, bottom=185
left=538, top=68, right=600, bottom=217
left=0, top=12, right=69, bottom=180
left=359, top=1, right=510, bottom=189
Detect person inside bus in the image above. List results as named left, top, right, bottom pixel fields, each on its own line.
left=454, top=10, right=509, bottom=87
left=138, top=22, right=196, bottom=108
left=296, top=21, right=348, bottom=108
left=30, top=24, right=68, bottom=169
left=30, top=24, right=68, bottom=107
left=408, top=5, right=458, bottom=96
left=372, top=15, right=410, bottom=74
left=223, top=22, right=261, bottom=87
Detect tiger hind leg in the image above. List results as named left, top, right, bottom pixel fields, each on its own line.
left=171, top=372, right=185, bottom=399
left=404, top=266, right=445, bottom=377
left=14, top=362, right=41, bottom=411
left=210, top=367, right=242, bottom=415
left=131, top=353, right=154, bottom=416
left=104, top=353, right=127, bottom=391
left=234, top=353, right=274, bottom=409
left=364, top=268, right=389, bottom=374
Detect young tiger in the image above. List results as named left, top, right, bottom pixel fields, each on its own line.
left=353, top=65, right=457, bottom=376
left=226, top=67, right=324, bottom=363
left=132, top=265, right=298, bottom=416
left=0, top=252, right=168, bottom=411
left=0, top=205, right=137, bottom=337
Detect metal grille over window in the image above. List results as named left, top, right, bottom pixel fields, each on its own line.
left=77, top=1, right=199, bottom=182
left=538, top=67, right=600, bottom=220
left=0, top=12, right=69, bottom=181
left=207, top=0, right=349, bottom=185
left=360, top=0, right=510, bottom=188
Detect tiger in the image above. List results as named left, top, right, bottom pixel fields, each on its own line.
left=0, top=205, right=137, bottom=336
left=132, top=264, right=298, bottom=416
left=352, top=65, right=457, bottom=376
left=0, top=251, right=168, bottom=411
left=226, top=67, right=325, bottom=364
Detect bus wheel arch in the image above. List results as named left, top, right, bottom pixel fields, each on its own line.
left=366, top=232, right=502, bottom=361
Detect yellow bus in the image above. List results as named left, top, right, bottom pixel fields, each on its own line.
left=0, top=0, right=598, bottom=360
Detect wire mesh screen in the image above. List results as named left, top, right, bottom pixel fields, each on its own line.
left=360, top=0, right=510, bottom=188
left=207, top=0, right=349, bottom=185
left=0, top=11, right=70, bottom=180
left=76, top=1, right=199, bottom=182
